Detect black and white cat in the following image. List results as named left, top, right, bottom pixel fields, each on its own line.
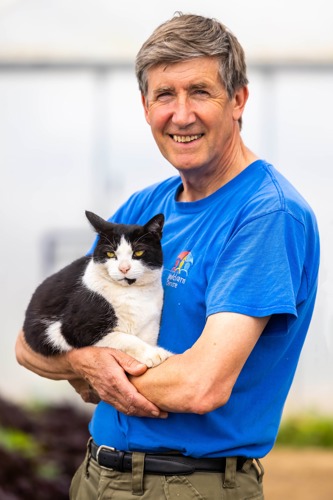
left=23, top=211, right=172, bottom=367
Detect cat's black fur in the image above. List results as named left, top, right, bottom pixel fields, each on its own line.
left=23, top=211, right=165, bottom=358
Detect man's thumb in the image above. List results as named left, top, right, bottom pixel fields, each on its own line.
left=113, top=350, right=148, bottom=376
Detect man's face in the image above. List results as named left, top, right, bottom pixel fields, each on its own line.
left=141, top=57, right=245, bottom=176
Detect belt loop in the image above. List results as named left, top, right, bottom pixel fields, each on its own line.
left=223, top=457, right=237, bottom=489
left=131, top=452, right=145, bottom=496
left=254, top=458, right=265, bottom=484
left=241, top=458, right=253, bottom=473
left=85, top=437, right=93, bottom=478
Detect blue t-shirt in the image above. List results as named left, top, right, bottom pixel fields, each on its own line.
left=89, top=160, right=319, bottom=458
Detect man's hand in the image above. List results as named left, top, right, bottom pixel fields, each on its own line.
left=67, top=347, right=168, bottom=418
left=16, top=330, right=168, bottom=418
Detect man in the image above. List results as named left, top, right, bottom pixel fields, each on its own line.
left=16, top=13, right=320, bottom=499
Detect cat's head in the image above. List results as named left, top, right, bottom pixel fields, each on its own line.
left=85, top=211, right=164, bottom=286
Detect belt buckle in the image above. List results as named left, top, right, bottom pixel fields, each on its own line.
left=96, top=444, right=116, bottom=471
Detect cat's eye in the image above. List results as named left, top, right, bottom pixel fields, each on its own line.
left=134, top=250, right=144, bottom=257
left=106, top=251, right=115, bottom=258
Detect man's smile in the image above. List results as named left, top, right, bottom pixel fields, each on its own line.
left=169, top=134, right=204, bottom=143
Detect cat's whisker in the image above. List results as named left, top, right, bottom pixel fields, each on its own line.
left=101, top=235, right=116, bottom=249
left=133, top=232, right=150, bottom=245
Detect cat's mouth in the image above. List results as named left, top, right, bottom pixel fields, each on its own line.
left=120, top=278, right=136, bottom=285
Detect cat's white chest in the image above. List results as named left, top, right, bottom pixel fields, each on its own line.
left=109, top=282, right=162, bottom=336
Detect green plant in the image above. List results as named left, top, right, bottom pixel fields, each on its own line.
left=0, top=427, right=40, bottom=458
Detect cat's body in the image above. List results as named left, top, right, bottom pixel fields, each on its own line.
left=23, top=211, right=171, bottom=367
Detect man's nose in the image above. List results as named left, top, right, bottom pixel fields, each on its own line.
left=171, top=97, right=196, bottom=127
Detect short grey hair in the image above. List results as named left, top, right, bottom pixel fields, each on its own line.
left=135, top=13, right=248, bottom=99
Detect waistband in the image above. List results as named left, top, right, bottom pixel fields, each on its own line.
left=90, top=440, right=248, bottom=476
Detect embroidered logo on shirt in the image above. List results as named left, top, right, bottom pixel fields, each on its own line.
left=166, top=251, right=193, bottom=288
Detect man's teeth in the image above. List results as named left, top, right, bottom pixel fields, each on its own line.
left=172, top=134, right=202, bottom=143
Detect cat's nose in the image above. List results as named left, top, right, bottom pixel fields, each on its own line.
left=119, top=262, right=131, bottom=274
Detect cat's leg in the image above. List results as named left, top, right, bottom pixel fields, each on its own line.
left=95, top=332, right=172, bottom=367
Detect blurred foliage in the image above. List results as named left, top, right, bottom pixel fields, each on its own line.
left=276, top=415, right=333, bottom=448
left=0, top=395, right=91, bottom=500
left=0, top=427, right=41, bottom=457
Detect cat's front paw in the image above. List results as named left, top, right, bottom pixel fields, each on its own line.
left=139, top=346, right=172, bottom=368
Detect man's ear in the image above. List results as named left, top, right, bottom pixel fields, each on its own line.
left=232, top=86, right=249, bottom=122
left=141, top=93, right=151, bottom=125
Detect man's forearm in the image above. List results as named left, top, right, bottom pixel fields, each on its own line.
left=15, top=330, right=76, bottom=380
left=131, top=312, right=270, bottom=414
left=129, top=348, right=221, bottom=414
left=130, top=352, right=197, bottom=413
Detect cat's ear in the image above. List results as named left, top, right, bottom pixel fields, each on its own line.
left=85, top=211, right=114, bottom=234
left=144, top=214, right=164, bottom=239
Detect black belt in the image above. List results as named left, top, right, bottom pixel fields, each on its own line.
left=90, top=441, right=248, bottom=476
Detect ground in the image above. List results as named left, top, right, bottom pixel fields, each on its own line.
left=263, top=447, right=333, bottom=499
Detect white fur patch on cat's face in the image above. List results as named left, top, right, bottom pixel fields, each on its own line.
left=105, top=236, right=158, bottom=286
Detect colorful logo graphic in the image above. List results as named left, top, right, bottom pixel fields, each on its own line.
left=172, top=251, right=194, bottom=275
left=166, top=250, right=194, bottom=288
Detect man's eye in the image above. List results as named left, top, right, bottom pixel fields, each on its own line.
left=194, top=89, right=209, bottom=96
left=156, top=92, right=172, bottom=100
left=106, top=251, right=116, bottom=258
left=134, top=250, right=144, bottom=257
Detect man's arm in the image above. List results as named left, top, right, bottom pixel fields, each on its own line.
left=16, top=311, right=268, bottom=416
left=131, top=312, right=270, bottom=414
left=15, top=330, right=167, bottom=418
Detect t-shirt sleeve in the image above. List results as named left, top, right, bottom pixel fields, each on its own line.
left=206, top=210, right=307, bottom=318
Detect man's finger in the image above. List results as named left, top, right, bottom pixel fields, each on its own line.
left=110, top=349, right=148, bottom=376
left=95, top=360, right=166, bottom=417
